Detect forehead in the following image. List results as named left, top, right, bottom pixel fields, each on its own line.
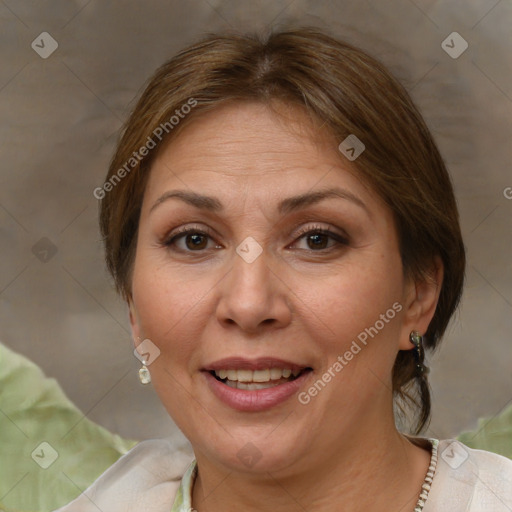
left=143, top=101, right=377, bottom=210
left=158, top=101, right=337, bottom=165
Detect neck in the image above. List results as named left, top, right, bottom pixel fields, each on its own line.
left=191, top=416, right=431, bottom=512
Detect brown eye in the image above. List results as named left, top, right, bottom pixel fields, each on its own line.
left=291, top=225, right=349, bottom=252
left=165, top=228, right=217, bottom=252
left=183, top=232, right=209, bottom=250
left=304, top=232, right=331, bottom=250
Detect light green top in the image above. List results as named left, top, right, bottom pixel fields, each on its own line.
left=0, top=342, right=137, bottom=512
left=170, top=460, right=197, bottom=512
left=456, top=402, right=512, bottom=459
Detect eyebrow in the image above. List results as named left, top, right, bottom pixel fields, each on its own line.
left=149, top=187, right=369, bottom=216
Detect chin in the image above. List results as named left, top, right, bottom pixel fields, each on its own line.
left=193, top=428, right=306, bottom=475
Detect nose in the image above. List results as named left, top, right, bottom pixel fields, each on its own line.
left=215, top=245, right=292, bottom=334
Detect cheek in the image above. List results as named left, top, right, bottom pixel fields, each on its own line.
left=131, top=258, right=205, bottom=366
left=317, top=252, right=403, bottom=329
left=305, top=252, right=405, bottom=391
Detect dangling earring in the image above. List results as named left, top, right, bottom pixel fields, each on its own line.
left=135, top=336, right=151, bottom=384
left=139, top=360, right=151, bottom=385
left=409, top=330, right=430, bottom=375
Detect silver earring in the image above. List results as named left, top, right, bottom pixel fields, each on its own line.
left=139, top=361, right=151, bottom=384
left=135, top=335, right=151, bottom=384
left=409, top=330, right=430, bottom=375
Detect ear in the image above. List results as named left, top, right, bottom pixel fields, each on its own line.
left=399, top=256, right=444, bottom=350
left=128, top=297, right=142, bottom=348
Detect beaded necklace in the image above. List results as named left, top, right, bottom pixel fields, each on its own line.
left=413, top=438, right=438, bottom=511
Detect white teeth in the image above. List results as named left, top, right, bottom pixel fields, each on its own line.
left=225, top=380, right=282, bottom=390
left=236, top=369, right=253, bottom=382
left=270, top=368, right=282, bottom=380
left=226, top=369, right=238, bottom=381
left=213, top=367, right=302, bottom=383
left=252, top=369, right=270, bottom=382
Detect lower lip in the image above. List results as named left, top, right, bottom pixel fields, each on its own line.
left=203, top=370, right=312, bottom=412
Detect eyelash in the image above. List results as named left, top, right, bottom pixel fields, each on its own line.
left=163, top=223, right=349, bottom=254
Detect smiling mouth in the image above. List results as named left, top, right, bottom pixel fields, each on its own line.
left=209, top=368, right=312, bottom=390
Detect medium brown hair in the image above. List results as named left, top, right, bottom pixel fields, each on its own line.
left=99, top=26, right=465, bottom=433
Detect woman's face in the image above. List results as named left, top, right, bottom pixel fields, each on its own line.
left=129, top=101, right=427, bottom=474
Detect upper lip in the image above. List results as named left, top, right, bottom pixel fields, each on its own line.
left=203, top=357, right=311, bottom=372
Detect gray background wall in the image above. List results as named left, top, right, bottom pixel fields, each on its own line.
left=1, top=0, right=511, bottom=446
